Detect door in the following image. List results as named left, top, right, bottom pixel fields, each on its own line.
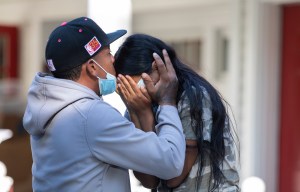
left=280, top=4, right=300, bottom=192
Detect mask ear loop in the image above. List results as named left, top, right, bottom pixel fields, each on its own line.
left=91, top=59, right=109, bottom=74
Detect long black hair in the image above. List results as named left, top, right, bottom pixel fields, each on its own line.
left=114, top=34, right=238, bottom=191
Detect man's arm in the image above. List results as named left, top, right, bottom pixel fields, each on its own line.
left=86, top=101, right=185, bottom=179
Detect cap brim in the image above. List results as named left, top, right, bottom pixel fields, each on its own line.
left=107, top=29, right=127, bottom=45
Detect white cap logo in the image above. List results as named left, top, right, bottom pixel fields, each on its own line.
left=47, top=59, right=56, bottom=71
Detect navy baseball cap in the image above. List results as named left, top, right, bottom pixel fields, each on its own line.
left=45, top=17, right=127, bottom=74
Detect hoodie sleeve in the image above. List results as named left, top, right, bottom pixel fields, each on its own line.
left=85, top=101, right=185, bottom=180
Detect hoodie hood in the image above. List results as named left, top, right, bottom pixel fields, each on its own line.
left=23, top=72, right=100, bottom=136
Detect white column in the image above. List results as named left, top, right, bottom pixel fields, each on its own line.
left=87, top=0, right=132, bottom=114
left=20, top=16, right=43, bottom=98
left=242, top=0, right=263, bottom=179
left=87, top=0, right=132, bottom=54
left=255, top=3, right=281, bottom=192
left=238, top=0, right=264, bottom=185
left=241, top=0, right=281, bottom=192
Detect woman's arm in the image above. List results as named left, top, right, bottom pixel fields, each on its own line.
left=118, top=74, right=156, bottom=132
left=131, top=112, right=160, bottom=188
left=166, top=139, right=198, bottom=188
left=118, top=75, right=159, bottom=188
left=166, top=91, right=199, bottom=188
left=127, top=110, right=141, bottom=129
left=132, top=105, right=159, bottom=188
left=130, top=106, right=159, bottom=188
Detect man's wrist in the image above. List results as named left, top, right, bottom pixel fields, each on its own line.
left=158, top=98, right=176, bottom=106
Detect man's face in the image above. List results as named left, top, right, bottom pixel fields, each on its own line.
left=93, top=47, right=116, bottom=78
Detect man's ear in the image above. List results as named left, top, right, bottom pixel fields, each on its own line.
left=86, top=59, right=97, bottom=76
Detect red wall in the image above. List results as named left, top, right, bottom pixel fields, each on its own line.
left=279, top=4, right=300, bottom=192
left=0, top=26, right=18, bottom=78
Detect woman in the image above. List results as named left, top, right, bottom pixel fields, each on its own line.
left=114, top=34, right=239, bottom=192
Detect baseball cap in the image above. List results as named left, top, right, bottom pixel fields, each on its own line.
left=45, top=17, right=127, bottom=74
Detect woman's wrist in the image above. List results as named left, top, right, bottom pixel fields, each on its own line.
left=135, top=106, right=152, bottom=116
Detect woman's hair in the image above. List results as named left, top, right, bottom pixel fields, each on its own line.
left=114, top=34, right=238, bottom=191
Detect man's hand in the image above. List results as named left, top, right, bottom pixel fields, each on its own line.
left=142, top=49, right=178, bottom=106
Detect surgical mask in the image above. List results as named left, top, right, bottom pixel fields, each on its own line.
left=137, top=78, right=145, bottom=88
left=92, top=59, right=117, bottom=95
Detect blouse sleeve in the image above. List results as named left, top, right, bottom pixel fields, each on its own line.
left=177, top=87, right=213, bottom=141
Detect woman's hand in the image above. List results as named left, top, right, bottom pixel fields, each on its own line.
left=118, top=74, right=155, bottom=132
left=117, top=75, right=158, bottom=186
left=117, top=74, right=152, bottom=114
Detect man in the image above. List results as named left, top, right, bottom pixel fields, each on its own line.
left=23, top=17, right=185, bottom=192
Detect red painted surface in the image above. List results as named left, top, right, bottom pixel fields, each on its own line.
left=0, top=26, right=18, bottom=78
left=280, top=4, right=300, bottom=192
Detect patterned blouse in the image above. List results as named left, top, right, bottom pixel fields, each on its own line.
left=157, top=87, right=240, bottom=192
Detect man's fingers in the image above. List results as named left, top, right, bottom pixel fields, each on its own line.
left=141, top=73, right=156, bottom=97
left=153, top=52, right=167, bottom=77
left=162, top=49, right=175, bottom=74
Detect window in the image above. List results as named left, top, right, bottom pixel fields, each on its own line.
left=169, top=40, right=201, bottom=71
left=215, top=30, right=229, bottom=80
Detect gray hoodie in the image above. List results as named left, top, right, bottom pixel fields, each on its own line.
left=23, top=72, right=185, bottom=192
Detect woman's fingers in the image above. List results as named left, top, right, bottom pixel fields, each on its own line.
left=141, top=87, right=151, bottom=102
left=117, top=83, right=129, bottom=101
left=125, top=75, right=141, bottom=94
left=118, top=74, right=135, bottom=95
left=118, top=74, right=152, bottom=110
left=117, top=84, right=127, bottom=106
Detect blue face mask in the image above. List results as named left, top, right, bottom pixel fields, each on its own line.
left=92, top=59, right=117, bottom=96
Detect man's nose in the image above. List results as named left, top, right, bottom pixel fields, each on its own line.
left=111, top=55, right=115, bottom=64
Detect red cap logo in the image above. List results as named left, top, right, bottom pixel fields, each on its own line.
left=84, top=37, right=101, bottom=56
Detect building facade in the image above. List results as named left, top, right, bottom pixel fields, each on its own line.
left=0, top=0, right=299, bottom=191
